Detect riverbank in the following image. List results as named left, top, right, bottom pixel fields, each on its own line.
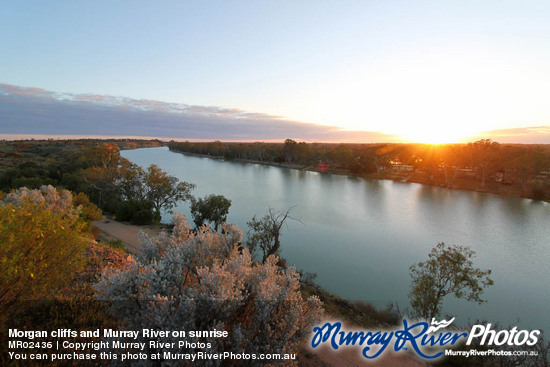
left=170, top=149, right=547, bottom=202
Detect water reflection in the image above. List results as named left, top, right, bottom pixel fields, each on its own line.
left=122, top=147, right=550, bottom=332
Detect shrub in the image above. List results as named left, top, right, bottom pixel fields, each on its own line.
left=131, top=209, right=155, bottom=225
left=107, top=239, right=126, bottom=251
left=95, top=213, right=323, bottom=365
left=72, top=191, right=103, bottom=224
left=116, top=199, right=155, bottom=224
left=0, top=194, right=89, bottom=323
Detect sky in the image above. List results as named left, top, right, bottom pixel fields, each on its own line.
left=2, top=0, right=550, bottom=143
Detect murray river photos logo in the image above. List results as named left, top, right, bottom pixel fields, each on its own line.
left=310, top=318, right=541, bottom=360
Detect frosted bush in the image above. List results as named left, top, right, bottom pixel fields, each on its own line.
left=3, top=185, right=78, bottom=220
left=95, top=213, right=323, bottom=366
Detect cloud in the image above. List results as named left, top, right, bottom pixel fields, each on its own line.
left=0, top=83, right=399, bottom=143
left=474, top=126, right=550, bottom=144
left=2, top=84, right=550, bottom=144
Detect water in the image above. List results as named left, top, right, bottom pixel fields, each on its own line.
left=122, top=147, right=550, bottom=332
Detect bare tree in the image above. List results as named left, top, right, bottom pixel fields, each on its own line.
left=245, top=207, right=300, bottom=263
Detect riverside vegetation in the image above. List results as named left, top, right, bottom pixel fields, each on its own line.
left=0, top=139, right=399, bottom=366
left=1, top=139, right=548, bottom=366
left=169, top=139, right=550, bottom=202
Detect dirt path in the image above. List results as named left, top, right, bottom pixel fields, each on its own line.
left=93, top=219, right=163, bottom=254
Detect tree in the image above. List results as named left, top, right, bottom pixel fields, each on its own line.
left=83, top=144, right=121, bottom=169
left=116, top=199, right=156, bottom=225
left=409, top=242, right=493, bottom=320
left=117, top=159, right=146, bottom=202
left=466, top=139, right=500, bottom=189
left=189, top=194, right=231, bottom=231
left=512, top=147, right=550, bottom=197
left=143, top=164, right=195, bottom=222
left=95, top=214, right=323, bottom=365
left=79, top=150, right=194, bottom=223
left=79, top=160, right=123, bottom=211
left=283, top=138, right=298, bottom=163
left=245, top=207, right=298, bottom=263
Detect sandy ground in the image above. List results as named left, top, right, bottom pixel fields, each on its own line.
left=93, top=219, right=163, bottom=254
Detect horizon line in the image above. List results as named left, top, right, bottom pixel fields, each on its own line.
left=2, top=134, right=549, bottom=146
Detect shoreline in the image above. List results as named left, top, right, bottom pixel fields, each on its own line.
left=168, top=148, right=547, bottom=203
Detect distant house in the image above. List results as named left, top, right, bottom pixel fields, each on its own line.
left=454, top=168, right=475, bottom=178
left=391, top=164, right=414, bottom=174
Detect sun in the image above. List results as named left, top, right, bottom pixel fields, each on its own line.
left=396, top=126, right=479, bottom=145
left=401, top=130, right=465, bottom=144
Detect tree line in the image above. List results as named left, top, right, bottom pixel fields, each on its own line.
left=0, top=141, right=190, bottom=225
left=169, top=139, right=550, bottom=201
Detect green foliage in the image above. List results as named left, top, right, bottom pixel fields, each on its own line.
left=189, top=194, right=231, bottom=230
left=0, top=165, right=56, bottom=191
left=77, top=147, right=194, bottom=222
left=12, top=175, right=55, bottom=189
left=143, top=164, right=195, bottom=222
left=72, top=191, right=103, bottom=223
left=116, top=199, right=155, bottom=224
left=134, top=209, right=156, bottom=225
left=79, top=164, right=122, bottom=210
left=0, top=199, right=89, bottom=322
left=352, top=301, right=400, bottom=326
left=409, top=242, right=493, bottom=320
left=0, top=241, right=129, bottom=366
left=59, top=172, right=84, bottom=191
left=107, top=239, right=126, bottom=251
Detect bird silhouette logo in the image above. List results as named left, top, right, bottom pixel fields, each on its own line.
left=427, top=317, right=456, bottom=333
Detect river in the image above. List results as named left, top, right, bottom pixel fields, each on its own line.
left=122, top=147, right=550, bottom=332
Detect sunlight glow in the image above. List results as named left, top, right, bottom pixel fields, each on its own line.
left=397, top=127, right=478, bottom=144
left=272, top=47, right=550, bottom=144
